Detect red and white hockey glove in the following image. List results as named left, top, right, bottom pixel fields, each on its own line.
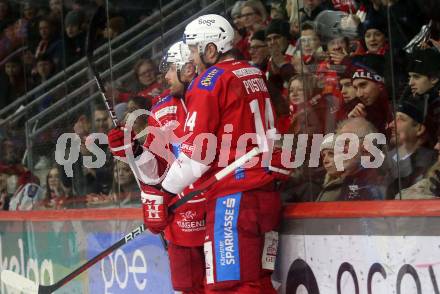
left=141, top=185, right=174, bottom=234
left=107, top=125, right=142, bottom=160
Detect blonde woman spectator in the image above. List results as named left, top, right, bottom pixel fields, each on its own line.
left=240, top=0, right=267, bottom=34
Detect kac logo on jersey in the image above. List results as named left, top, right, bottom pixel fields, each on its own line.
left=198, top=67, right=224, bottom=91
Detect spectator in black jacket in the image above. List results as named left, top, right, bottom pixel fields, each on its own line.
left=63, top=10, right=85, bottom=66
left=405, top=48, right=440, bottom=143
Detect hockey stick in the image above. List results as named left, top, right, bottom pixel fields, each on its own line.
left=83, top=6, right=170, bottom=247
left=0, top=147, right=260, bottom=294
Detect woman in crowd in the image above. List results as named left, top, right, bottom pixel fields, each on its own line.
left=86, top=160, right=139, bottom=207
left=37, top=165, right=71, bottom=209
left=109, top=161, right=139, bottom=206
left=131, top=58, right=163, bottom=104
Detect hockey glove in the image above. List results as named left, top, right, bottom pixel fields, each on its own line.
left=107, top=125, right=142, bottom=160
left=141, top=185, right=174, bottom=234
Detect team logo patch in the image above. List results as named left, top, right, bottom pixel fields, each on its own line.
left=198, top=67, right=224, bottom=90
left=213, top=193, right=241, bottom=282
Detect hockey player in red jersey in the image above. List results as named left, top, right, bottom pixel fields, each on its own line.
left=158, top=14, right=282, bottom=293
left=108, top=41, right=205, bottom=293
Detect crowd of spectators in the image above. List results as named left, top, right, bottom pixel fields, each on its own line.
left=0, top=0, right=162, bottom=110
left=1, top=0, right=440, bottom=211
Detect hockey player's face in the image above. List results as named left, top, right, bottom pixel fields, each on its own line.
left=165, top=64, right=184, bottom=96
left=188, top=45, right=205, bottom=74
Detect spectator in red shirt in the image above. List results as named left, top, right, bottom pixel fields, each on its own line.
left=361, top=14, right=388, bottom=55
left=348, top=54, right=392, bottom=134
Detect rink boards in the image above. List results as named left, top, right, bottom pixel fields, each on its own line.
left=1, top=200, right=440, bottom=293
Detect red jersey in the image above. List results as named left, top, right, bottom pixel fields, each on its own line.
left=179, top=59, right=277, bottom=197
left=145, top=90, right=206, bottom=247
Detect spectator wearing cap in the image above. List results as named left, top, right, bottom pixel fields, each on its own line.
left=348, top=54, right=392, bottom=134
left=131, top=58, right=163, bottom=104
left=339, top=71, right=359, bottom=114
left=386, top=99, right=437, bottom=198
left=397, top=130, right=440, bottom=199
left=406, top=48, right=440, bottom=141
left=64, top=10, right=86, bottom=66
left=296, top=21, right=324, bottom=68
left=249, top=30, right=270, bottom=72
left=265, top=19, right=296, bottom=95
left=361, top=13, right=388, bottom=55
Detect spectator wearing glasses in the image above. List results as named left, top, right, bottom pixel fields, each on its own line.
left=131, top=58, right=163, bottom=104
left=249, top=30, right=269, bottom=72
left=64, top=10, right=86, bottom=66
left=238, top=0, right=268, bottom=59
left=296, top=21, right=323, bottom=69
left=361, top=14, right=388, bottom=55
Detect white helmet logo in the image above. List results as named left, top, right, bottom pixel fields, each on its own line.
left=199, top=19, right=215, bottom=26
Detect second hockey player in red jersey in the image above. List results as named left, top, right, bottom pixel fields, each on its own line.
left=158, top=14, right=283, bottom=293
left=108, top=41, right=206, bottom=293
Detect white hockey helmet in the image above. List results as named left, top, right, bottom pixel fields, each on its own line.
left=160, top=40, right=191, bottom=73
left=183, top=14, right=234, bottom=55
